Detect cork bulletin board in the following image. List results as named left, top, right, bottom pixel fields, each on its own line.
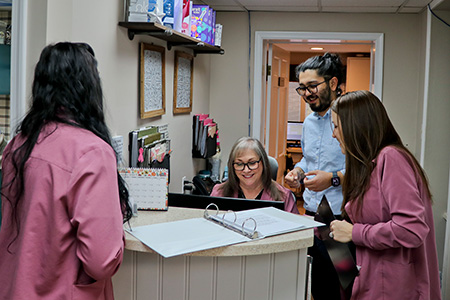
left=140, top=43, right=165, bottom=119
left=173, top=51, right=193, bottom=114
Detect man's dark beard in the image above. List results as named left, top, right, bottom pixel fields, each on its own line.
left=304, top=86, right=332, bottom=113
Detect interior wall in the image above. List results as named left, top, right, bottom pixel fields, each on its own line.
left=423, top=9, right=450, bottom=269
left=24, top=0, right=212, bottom=192
left=208, top=13, right=250, bottom=170
left=25, top=0, right=47, bottom=115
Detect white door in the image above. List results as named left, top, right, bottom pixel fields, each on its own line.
left=266, top=45, right=290, bottom=183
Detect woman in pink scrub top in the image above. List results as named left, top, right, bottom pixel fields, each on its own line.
left=329, top=90, right=441, bottom=300
left=0, top=42, right=132, bottom=300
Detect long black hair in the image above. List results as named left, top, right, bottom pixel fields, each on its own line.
left=4, top=42, right=132, bottom=239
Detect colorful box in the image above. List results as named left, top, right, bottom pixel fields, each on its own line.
left=205, top=7, right=213, bottom=45
left=191, top=4, right=210, bottom=43
left=181, top=0, right=192, bottom=36
left=211, top=9, right=216, bottom=45
left=162, top=0, right=175, bottom=29
left=173, top=0, right=183, bottom=32
left=215, top=24, right=222, bottom=47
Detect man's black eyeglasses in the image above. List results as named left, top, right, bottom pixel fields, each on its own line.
left=296, top=79, right=329, bottom=96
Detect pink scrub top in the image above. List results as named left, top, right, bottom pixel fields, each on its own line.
left=346, top=146, right=441, bottom=300
left=0, top=122, right=125, bottom=300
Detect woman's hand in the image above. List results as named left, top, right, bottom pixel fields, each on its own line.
left=330, top=220, right=353, bottom=243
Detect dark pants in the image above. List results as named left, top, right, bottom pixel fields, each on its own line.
left=308, top=236, right=344, bottom=300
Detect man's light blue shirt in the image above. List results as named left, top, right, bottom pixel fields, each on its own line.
left=295, top=109, right=345, bottom=215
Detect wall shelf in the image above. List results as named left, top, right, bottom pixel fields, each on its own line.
left=118, top=22, right=224, bottom=55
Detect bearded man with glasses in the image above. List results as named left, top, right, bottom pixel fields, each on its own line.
left=285, top=53, right=351, bottom=300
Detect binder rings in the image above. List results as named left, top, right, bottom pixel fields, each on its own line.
left=126, top=205, right=324, bottom=258
left=119, top=168, right=168, bottom=211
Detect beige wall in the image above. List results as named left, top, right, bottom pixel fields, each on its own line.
left=423, top=10, right=450, bottom=269
left=25, top=0, right=212, bottom=193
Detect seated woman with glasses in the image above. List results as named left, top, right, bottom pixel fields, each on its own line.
left=210, top=137, right=299, bottom=214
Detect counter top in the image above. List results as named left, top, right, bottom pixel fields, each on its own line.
left=124, top=207, right=314, bottom=257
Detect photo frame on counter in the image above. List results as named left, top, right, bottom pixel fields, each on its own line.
left=173, top=51, right=193, bottom=114
left=140, top=43, right=165, bottom=119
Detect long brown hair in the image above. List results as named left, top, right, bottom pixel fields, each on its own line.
left=219, top=137, right=284, bottom=201
left=331, top=90, right=431, bottom=217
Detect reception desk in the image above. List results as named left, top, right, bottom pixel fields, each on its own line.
left=113, top=207, right=313, bottom=300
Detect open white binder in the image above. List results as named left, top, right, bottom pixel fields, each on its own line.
left=126, top=205, right=324, bottom=258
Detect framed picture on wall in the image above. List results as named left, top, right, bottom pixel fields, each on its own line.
left=140, top=43, right=165, bottom=119
left=173, top=51, right=193, bottom=114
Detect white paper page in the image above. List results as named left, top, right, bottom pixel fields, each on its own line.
left=221, top=207, right=324, bottom=238
left=127, top=218, right=251, bottom=258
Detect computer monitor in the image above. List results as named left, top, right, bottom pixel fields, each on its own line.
left=168, top=193, right=285, bottom=211
left=287, top=121, right=303, bottom=142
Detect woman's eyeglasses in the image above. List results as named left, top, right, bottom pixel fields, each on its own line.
left=233, top=160, right=261, bottom=171
left=295, top=79, right=329, bottom=96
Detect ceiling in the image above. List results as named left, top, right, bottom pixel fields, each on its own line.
left=197, top=0, right=450, bottom=13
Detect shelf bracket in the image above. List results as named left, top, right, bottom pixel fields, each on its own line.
left=127, top=29, right=135, bottom=41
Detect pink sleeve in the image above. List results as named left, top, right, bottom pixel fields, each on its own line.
left=283, top=190, right=300, bottom=214
left=210, top=183, right=224, bottom=197
left=352, top=148, right=429, bottom=250
left=69, top=147, right=125, bottom=280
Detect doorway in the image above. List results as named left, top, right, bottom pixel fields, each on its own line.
left=252, top=31, right=384, bottom=146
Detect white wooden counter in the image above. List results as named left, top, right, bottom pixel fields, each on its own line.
left=113, top=207, right=313, bottom=300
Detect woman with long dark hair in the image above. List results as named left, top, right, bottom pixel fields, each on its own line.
left=211, top=137, right=299, bottom=214
left=0, top=42, right=132, bottom=299
left=329, top=90, right=441, bottom=300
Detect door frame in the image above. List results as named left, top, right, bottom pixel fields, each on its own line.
left=252, top=31, right=384, bottom=142
left=11, top=0, right=28, bottom=136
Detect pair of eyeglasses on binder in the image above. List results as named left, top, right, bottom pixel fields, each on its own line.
left=204, top=203, right=260, bottom=239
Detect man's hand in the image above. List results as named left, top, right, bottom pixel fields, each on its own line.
left=284, top=167, right=305, bottom=188
left=303, top=170, right=332, bottom=192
